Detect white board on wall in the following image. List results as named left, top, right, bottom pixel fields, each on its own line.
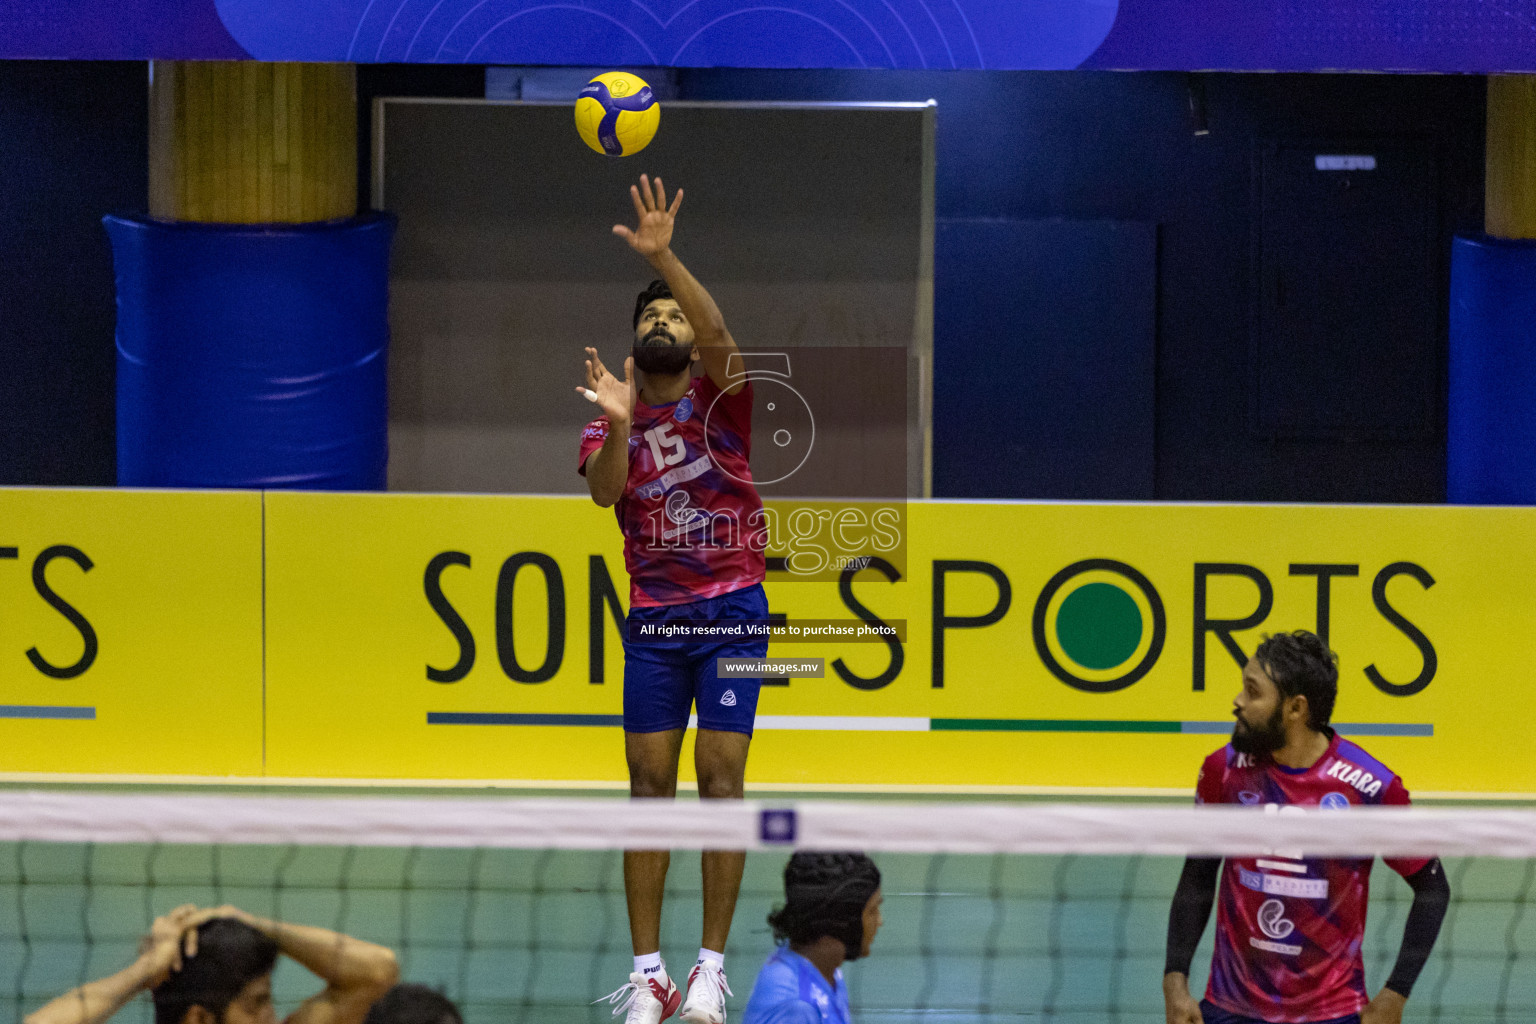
left=374, top=98, right=934, bottom=498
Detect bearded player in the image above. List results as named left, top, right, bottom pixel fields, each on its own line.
left=580, top=175, right=767, bottom=1024
left=1163, top=631, right=1451, bottom=1024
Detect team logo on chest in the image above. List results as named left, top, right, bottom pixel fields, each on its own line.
left=665, top=489, right=705, bottom=527
left=1256, top=898, right=1296, bottom=940
left=1248, top=898, right=1303, bottom=956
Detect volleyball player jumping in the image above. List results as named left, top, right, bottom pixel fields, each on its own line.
left=580, top=175, right=768, bottom=1024
left=1163, top=631, right=1451, bottom=1024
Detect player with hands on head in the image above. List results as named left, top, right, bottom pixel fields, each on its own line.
left=580, top=174, right=767, bottom=1024
left=1163, top=631, right=1450, bottom=1024
left=26, top=903, right=398, bottom=1024
left=25, top=904, right=206, bottom=1024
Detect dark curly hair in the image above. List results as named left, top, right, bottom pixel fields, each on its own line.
left=364, top=983, right=462, bottom=1024
left=633, top=279, right=674, bottom=328
left=766, top=852, right=881, bottom=959
left=1254, top=630, right=1339, bottom=730
left=152, top=918, right=278, bottom=1024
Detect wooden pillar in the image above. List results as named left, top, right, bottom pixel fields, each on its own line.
left=1486, top=74, right=1536, bottom=240
left=149, top=61, right=356, bottom=224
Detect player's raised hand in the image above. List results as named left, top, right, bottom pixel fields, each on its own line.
left=578, top=346, right=637, bottom=426
left=137, top=904, right=202, bottom=986
left=613, top=174, right=682, bottom=257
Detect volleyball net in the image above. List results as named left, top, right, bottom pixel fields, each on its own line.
left=4, top=793, right=1534, bottom=1022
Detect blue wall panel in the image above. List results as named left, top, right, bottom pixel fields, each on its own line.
left=933, top=219, right=1156, bottom=500
left=0, top=61, right=144, bottom=486
left=1448, top=235, right=1536, bottom=504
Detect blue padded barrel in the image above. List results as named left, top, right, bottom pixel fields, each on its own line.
left=105, top=213, right=394, bottom=489
left=1449, top=235, right=1536, bottom=504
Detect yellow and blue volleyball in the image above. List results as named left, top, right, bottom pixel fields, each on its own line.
left=575, top=71, right=660, bottom=157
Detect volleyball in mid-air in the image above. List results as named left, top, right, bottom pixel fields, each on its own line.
left=575, top=72, right=660, bottom=156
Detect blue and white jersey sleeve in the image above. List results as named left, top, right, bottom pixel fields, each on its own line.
left=741, top=949, right=852, bottom=1024
left=744, top=1000, right=822, bottom=1024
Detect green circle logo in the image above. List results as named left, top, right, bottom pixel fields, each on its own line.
left=1031, top=559, right=1167, bottom=693
left=1055, top=582, right=1143, bottom=670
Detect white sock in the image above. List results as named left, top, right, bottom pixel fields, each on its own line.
left=696, top=947, right=725, bottom=969
left=634, top=952, right=665, bottom=978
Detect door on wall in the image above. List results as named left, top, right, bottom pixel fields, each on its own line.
left=1254, top=139, right=1440, bottom=441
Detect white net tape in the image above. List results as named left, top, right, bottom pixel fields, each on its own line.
left=1, top=792, right=1533, bottom=857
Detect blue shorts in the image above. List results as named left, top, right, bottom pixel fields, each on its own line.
left=1200, top=1000, right=1359, bottom=1024
left=622, top=583, right=769, bottom=735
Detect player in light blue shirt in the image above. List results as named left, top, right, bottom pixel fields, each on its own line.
left=741, top=853, right=883, bottom=1024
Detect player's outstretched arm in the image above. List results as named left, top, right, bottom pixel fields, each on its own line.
left=1163, top=856, right=1220, bottom=1024
left=25, top=905, right=203, bottom=1024
left=612, top=174, right=743, bottom=395
left=199, top=906, right=399, bottom=1024
left=578, top=346, right=636, bottom=507
left=1362, top=858, right=1451, bottom=1024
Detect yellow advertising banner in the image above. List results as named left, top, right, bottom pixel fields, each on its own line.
left=264, top=493, right=629, bottom=782
left=1, top=488, right=1527, bottom=795
left=0, top=488, right=263, bottom=775
left=262, top=493, right=1521, bottom=796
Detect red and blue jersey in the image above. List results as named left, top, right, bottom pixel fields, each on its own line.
left=579, top=371, right=765, bottom=608
left=1196, top=732, right=1429, bottom=1023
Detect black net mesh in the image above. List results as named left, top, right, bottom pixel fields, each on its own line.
left=6, top=831, right=1534, bottom=1023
